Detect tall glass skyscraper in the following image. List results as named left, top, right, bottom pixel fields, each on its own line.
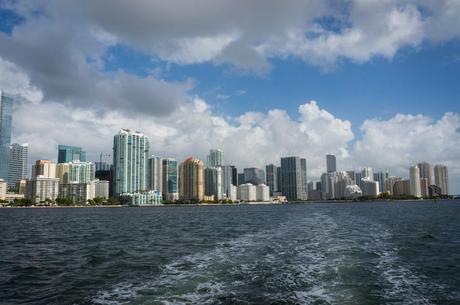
left=113, top=129, right=149, bottom=196
left=58, top=145, right=86, bottom=163
left=206, top=149, right=224, bottom=168
left=8, top=143, right=28, bottom=187
left=0, top=91, right=13, bottom=180
left=162, top=158, right=178, bottom=201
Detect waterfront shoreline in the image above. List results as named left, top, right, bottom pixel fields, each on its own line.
left=0, top=198, right=456, bottom=209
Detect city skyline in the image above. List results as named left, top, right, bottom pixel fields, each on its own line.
left=0, top=2, right=459, bottom=193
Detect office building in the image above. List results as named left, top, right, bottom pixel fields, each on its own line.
left=59, top=181, right=95, bottom=204
left=384, top=176, right=402, bottom=195
left=206, top=149, right=224, bottom=168
left=265, top=164, right=277, bottom=196
left=244, top=167, right=265, bottom=185
left=373, top=172, right=387, bottom=196
left=120, top=190, right=162, bottom=205
left=148, top=155, right=163, bottom=192
left=280, top=156, right=303, bottom=201
left=7, top=143, right=28, bottom=187
left=326, top=154, right=336, bottom=173
left=162, top=158, right=178, bottom=201
left=434, top=164, right=449, bottom=195
left=276, top=166, right=282, bottom=193
left=56, top=161, right=95, bottom=184
left=221, top=165, right=235, bottom=199
left=321, top=172, right=336, bottom=200
left=237, top=183, right=256, bottom=201
left=113, top=129, right=149, bottom=196
left=362, top=167, right=373, bottom=180
left=58, top=145, right=86, bottom=163
left=16, top=179, right=27, bottom=194
left=94, top=180, right=109, bottom=199
left=393, top=179, right=411, bottom=196
left=0, top=179, right=6, bottom=200
left=179, top=157, right=204, bottom=201
left=417, top=162, right=432, bottom=187
left=420, top=177, right=429, bottom=198
left=204, top=167, right=222, bottom=201
left=237, top=173, right=244, bottom=186
left=334, top=171, right=353, bottom=199
left=361, top=178, right=379, bottom=197
left=231, top=165, right=238, bottom=186
left=256, top=184, right=270, bottom=201
left=32, top=160, right=56, bottom=178
left=409, top=165, right=421, bottom=197
left=0, top=91, right=13, bottom=180
left=26, top=176, right=60, bottom=203
left=300, top=158, right=308, bottom=200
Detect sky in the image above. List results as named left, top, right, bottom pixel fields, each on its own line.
left=0, top=0, right=459, bottom=193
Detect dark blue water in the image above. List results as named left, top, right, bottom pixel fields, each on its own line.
left=1, top=201, right=459, bottom=305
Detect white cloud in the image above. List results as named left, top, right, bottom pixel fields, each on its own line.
left=354, top=112, right=460, bottom=190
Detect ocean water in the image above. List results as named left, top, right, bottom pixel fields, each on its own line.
left=1, top=201, right=459, bottom=305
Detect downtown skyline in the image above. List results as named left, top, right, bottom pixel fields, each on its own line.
left=0, top=1, right=459, bottom=193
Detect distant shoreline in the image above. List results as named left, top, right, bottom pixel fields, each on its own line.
left=0, top=198, right=457, bottom=209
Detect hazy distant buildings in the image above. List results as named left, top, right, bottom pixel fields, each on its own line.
left=113, top=129, right=149, bottom=196
left=7, top=143, right=28, bottom=187
left=409, top=165, right=421, bottom=197
left=326, top=154, right=336, bottom=173
left=162, top=158, right=178, bottom=201
left=0, top=91, right=13, bottom=180
left=434, top=164, right=449, bottom=195
left=58, top=145, right=86, bottom=163
left=265, top=164, right=277, bottom=196
left=179, top=158, right=204, bottom=202
left=206, top=149, right=223, bottom=168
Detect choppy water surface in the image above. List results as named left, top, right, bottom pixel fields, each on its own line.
left=1, top=201, right=460, bottom=305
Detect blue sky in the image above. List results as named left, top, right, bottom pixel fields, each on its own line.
left=0, top=1, right=459, bottom=192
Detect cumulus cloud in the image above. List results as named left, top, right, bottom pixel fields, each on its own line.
left=354, top=112, right=460, bottom=189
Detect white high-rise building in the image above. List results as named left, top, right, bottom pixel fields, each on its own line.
left=94, top=180, right=109, bottom=199
left=361, top=178, right=379, bottom=197
left=26, top=176, right=60, bottom=203
left=362, top=167, right=374, bottom=180
left=237, top=183, right=256, bottom=201
left=206, top=149, right=224, bottom=168
left=7, top=143, right=28, bottom=187
left=56, top=161, right=95, bottom=184
left=409, top=165, right=421, bottom=198
left=256, top=184, right=270, bottom=201
left=148, top=155, right=163, bottom=192
left=434, top=164, right=449, bottom=195
left=113, top=129, right=149, bottom=196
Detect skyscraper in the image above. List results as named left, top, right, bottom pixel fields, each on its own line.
left=221, top=165, right=235, bottom=199
left=434, top=164, right=449, bottom=195
left=243, top=167, right=265, bottom=185
left=58, top=145, right=86, bottom=163
left=7, top=143, right=28, bottom=187
left=148, top=155, right=163, bottom=192
left=204, top=167, right=222, bottom=200
left=373, top=172, right=387, bottom=196
left=0, top=91, right=13, bottom=180
left=280, top=156, right=303, bottom=201
left=417, top=162, right=432, bottom=186
left=300, top=158, right=308, bottom=200
left=113, top=129, right=149, bottom=196
left=326, top=154, right=336, bottom=173
left=409, top=165, right=421, bottom=198
left=162, top=158, right=178, bottom=201
left=206, top=149, right=224, bottom=168
left=362, top=167, right=373, bottom=180
left=265, top=164, right=277, bottom=196
left=179, top=157, right=204, bottom=201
